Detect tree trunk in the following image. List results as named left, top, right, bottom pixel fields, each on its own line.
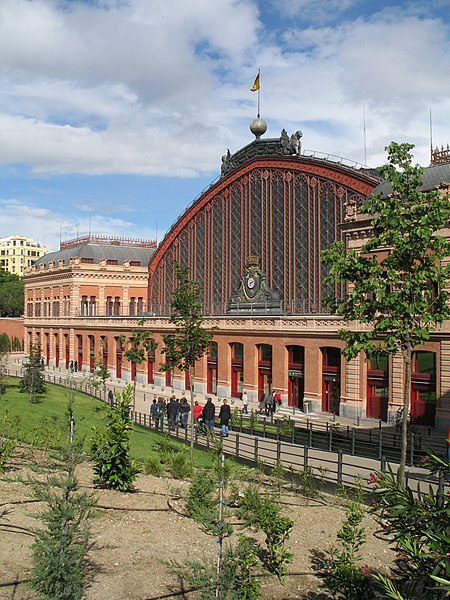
left=399, top=343, right=412, bottom=485
left=131, top=375, right=137, bottom=429
left=188, top=365, right=194, bottom=461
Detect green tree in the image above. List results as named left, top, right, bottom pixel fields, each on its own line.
left=0, top=343, right=9, bottom=395
left=20, top=343, right=46, bottom=402
left=0, top=332, right=10, bottom=352
left=88, top=353, right=110, bottom=401
left=28, top=394, right=97, bottom=600
left=369, top=449, right=450, bottom=599
left=0, top=269, right=24, bottom=316
left=123, top=318, right=157, bottom=424
left=161, top=263, right=215, bottom=459
left=90, top=384, right=140, bottom=492
left=322, top=142, right=450, bottom=484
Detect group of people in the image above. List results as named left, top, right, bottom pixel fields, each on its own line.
left=150, top=395, right=191, bottom=431
left=149, top=395, right=232, bottom=436
left=258, top=391, right=282, bottom=415
left=148, top=389, right=282, bottom=436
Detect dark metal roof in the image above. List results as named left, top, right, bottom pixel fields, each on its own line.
left=33, top=243, right=155, bottom=268
left=372, top=162, right=450, bottom=197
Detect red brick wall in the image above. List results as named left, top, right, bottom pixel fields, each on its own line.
left=0, top=317, right=24, bottom=343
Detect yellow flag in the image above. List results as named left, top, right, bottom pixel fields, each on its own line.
left=250, top=73, right=260, bottom=92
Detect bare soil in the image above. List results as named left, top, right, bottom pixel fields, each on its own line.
left=0, top=446, right=393, bottom=600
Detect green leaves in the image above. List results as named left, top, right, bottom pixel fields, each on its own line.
left=323, top=142, right=450, bottom=358
left=161, top=263, right=214, bottom=375
left=90, top=385, right=140, bottom=492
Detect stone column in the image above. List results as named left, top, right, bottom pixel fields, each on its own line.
left=304, top=345, right=322, bottom=413
left=194, top=354, right=208, bottom=395
left=271, top=339, right=288, bottom=403
left=243, top=342, right=259, bottom=404
left=217, top=338, right=231, bottom=398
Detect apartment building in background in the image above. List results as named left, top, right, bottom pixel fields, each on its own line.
left=0, top=235, right=48, bottom=277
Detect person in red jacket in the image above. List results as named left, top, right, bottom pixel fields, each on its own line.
left=193, top=400, right=203, bottom=423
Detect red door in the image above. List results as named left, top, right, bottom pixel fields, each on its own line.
left=366, top=382, right=388, bottom=421
left=147, top=357, right=154, bottom=384
left=288, top=375, right=304, bottom=409
left=322, top=375, right=340, bottom=414
left=411, top=379, right=435, bottom=426
left=231, top=367, right=242, bottom=398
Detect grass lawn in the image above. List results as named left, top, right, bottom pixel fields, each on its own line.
left=0, top=377, right=213, bottom=468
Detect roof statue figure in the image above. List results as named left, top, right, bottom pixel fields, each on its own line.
left=281, top=129, right=303, bottom=156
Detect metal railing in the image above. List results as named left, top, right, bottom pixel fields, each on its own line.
left=73, top=299, right=339, bottom=318
left=11, top=371, right=445, bottom=495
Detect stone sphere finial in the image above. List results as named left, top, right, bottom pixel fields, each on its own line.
left=250, top=116, right=267, bottom=139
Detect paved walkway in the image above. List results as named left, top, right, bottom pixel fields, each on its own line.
left=7, top=355, right=447, bottom=450
left=7, top=356, right=448, bottom=495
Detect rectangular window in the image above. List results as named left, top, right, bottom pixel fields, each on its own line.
left=106, top=296, right=113, bottom=316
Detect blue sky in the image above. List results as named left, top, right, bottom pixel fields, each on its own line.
left=1, top=0, right=450, bottom=251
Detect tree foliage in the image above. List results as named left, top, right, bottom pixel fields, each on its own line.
left=28, top=394, right=97, bottom=600
left=123, top=318, right=157, bottom=422
left=369, top=450, right=450, bottom=599
left=88, top=353, right=110, bottom=399
left=20, top=343, right=46, bottom=402
left=322, top=142, right=450, bottom=483
left=162, top=263, right=215, bottom=458
left=0, top=269, right=24, bottom=316
left=90, top=385, right=140, bottom=492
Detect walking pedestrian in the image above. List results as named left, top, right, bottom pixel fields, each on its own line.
left=179, top=397, right=190, bottom=428
left=258, top=393, right=266, bottom=415
left=202, top=397, right=216, bottom=432
left=273, top=390, right=282, bottom=412
left=108, top=389, right=114, bottom=407
left=155, top=397, right=166, bottom=430
left=219, top=398, right=231, bottom=437
left=193, top=400, right=203, bottom=423
left=265, top=392, right=274, bottom=415
left=150, top=398, right=159, bottom=426
left=167, top=396, right=179, bottom=431
left=241, top=390, right=249, bottom=414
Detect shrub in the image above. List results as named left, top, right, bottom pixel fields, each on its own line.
left=187, top=471, right=216, bottom=518
left=28, top=398, right=97, bottom=600
left=170, top=447, right=193, bottom=480
left=90, top=385, right=140, bottom=492
left=320, top=485, right=374, bottom=599
left=0, top=437, right=16, bottom=471
left=254, top=500, right=293, bottom=581
left=0, top=332, right=10, bottom=352
left=370, top=453, right=450, bottom=599
left=142, top=454, right=164, bottom=477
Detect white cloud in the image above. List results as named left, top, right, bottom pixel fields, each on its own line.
left=0, top=0, right=449, bottom=179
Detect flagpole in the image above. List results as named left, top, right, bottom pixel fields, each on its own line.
left=257, top=68, right=261, bottom=117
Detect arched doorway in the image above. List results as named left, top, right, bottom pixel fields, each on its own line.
left=64, top=334, right=69, bottom=369
left=207, top=342, right=218, bottom=395
left=258, top=344, right=272, bottom=400
left=321, top=347, right=340, bottom=414
left=230, top=342, right=243, bottom=399
left=288, top=345, right=304, bottom=409
left=45, top=333, right=50, bottom=366
left=54, top=333, right=60, bottom=368
left=411, top=351, right=436, bottom=426
left=147, top=339, right=155, bottom=384
left=89, top=335, right=95, bottom=373
left=115, top=337, right=122, bottom=378
left=366, top=354, right=389, bottom=421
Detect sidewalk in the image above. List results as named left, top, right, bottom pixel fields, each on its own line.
left=7, top=356, right=446, bottom=453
